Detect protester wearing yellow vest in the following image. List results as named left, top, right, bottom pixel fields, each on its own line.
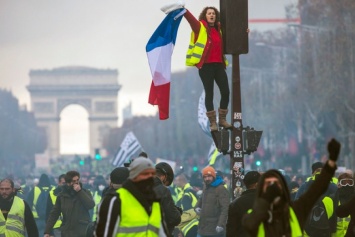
left=0, top=178, right=38, bottom=237
left=183, top=6, right=233, bottom=132
left=45, top=174, right=66, bottom=237
left=334, top=172, right=355, bottom=237
left=175, top=208, right=199, bottom=237
left=91, top=175, right=106, bottom=222
left=95, top=157, right=169, bottom=237
left=174, top=173, right=203, bottom=237
left=25, top=173, right=52, bottom=235
left=295, top=162, right=338, bottom=200
left=243, top=138, right=341, bottom=237
left=174, top=173, right=198, bottom=211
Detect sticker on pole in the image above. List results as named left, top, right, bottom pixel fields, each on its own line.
left=234, top=143, right=241, bottom=149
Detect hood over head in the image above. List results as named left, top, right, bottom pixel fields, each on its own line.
left=256, top=169, right=291, bottom=203
left=38, top=174, right=51, bottom=188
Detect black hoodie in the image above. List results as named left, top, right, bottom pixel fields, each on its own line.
left=243, top=161, right=336, bottom=237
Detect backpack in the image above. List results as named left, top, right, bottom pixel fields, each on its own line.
left=304, top=195, right=332, bottom=237
left=35, top=187, right=51, bottom=219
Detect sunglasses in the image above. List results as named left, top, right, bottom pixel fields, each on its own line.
left=339, top=178, right=354, bottom=187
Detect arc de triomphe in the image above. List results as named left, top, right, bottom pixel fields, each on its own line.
left=27, top=66, right=120, bottom=159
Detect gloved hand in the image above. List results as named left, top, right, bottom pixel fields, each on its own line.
left=216, top=226, right=224, bottom=233
left=261, top=182, right=282, bottom=204
left=195, top=207, right=201, bottom=214
left=175, top=206, right=183, bottom=215
left=327, top=138, right=341, bottom=162
left=161, top=1, right=185, bottom=14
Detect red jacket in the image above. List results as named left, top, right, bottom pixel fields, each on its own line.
left=184, top=10, right=225, bottom=69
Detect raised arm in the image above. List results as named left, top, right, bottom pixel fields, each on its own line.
left=183, top=9, right=201, bottom=37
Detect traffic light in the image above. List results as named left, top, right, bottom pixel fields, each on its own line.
left=193, top=166, right=198, bottom=172
left=79, top=160, right=85, bottom=166
left=220, top=0, right=249, bottom=54
left=255, top=160, right=261, bottom=167
left=243, top=127, right=263, bottom=155
left=95, top=148, right=102, bottom=160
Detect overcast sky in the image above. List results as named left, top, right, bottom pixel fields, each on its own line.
left=0, top=0, right=296, bottom=153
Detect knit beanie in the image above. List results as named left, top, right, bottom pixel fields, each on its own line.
left=128, top=157, right=155, bottom=180
left=202, top=166, right=216, bottom=179
left=110, top=167, right=129, bottom=184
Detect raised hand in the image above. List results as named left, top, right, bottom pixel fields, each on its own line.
left=327, top=138, right=341, bottom=162
left=262, top=182, right=282, bottom=204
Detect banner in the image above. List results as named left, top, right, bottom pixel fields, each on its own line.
left=198, top=91, right=211, bottom=137
left=112, top=132, right=141, bottom=167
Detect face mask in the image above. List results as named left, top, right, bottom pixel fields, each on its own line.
left=98, top=185, right=105, bottom=191
left=339, top=186, right=354, bottom=196
left=135, top=177, right=155, bottom=194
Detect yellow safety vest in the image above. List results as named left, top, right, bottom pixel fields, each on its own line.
left=251, top=207, right=302, bottom=237
left=321, top=196, right=334, bottom=219
left=332, top=201, right=350, bottom=237
left=31, top=186, right=41, bottom=218
left=49, top=189, right=63, bottom=229
left=116, top=188, right=161, bottom=237
left=185, top=22, right=228, bottom=67
left=332, top=216, right=350, bottom=237
left=92, top=191, right=102, bottom=221
left=181, top=218, right=199, bottom=236
left=31, top=186, right=52, bottom=219
left=176, top=183, right=198, bottom=209
left=306, top=174, right=337, bottom=184
left=171, top=185, right=180, bottom=204
left=0, top=196, right=26, bottom=237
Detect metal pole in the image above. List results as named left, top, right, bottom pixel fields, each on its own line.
left=230, top=54, right=245, bottom=198
left=220, top=0, right=249, bottom=199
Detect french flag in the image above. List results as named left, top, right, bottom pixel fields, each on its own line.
left=146, top=8, right=186, bottom=120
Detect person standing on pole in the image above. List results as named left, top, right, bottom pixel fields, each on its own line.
left=183, top=6, right=232, bottom=132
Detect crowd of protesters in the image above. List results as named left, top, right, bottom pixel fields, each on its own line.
left=2, top=138, right=355, bottom=237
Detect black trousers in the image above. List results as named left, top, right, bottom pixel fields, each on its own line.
left=198, top=63, right=230, bottom=112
